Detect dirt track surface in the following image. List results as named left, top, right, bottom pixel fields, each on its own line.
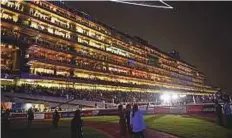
left=85, top=121, right=178, bottom=138
left=6, top=120, right=178, bottom=138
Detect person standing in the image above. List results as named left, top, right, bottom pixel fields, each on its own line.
left=27, top=107, right=34, bottom=128
left=118, top=104, right=127, bottom=138
left=130, top=104, right=149, bottom=138
left=71, top=110, right=83, bottom=138
left=224, top=100, right=232, bottom=128
left=52, top=110, right=60, bottom=128
left=2, top=109, right=11, bottom=137
left=215, top=100, right=223, bottom=126
left=125, top=104, right=132, bottom=137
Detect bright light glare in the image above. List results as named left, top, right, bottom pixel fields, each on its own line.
left=160, top=94, right=171, bottom=102
left=172, top=94, right=178, bottom=100
left=180, top=95, right=186, bottom=98
left=161, top=94, right=180, bottom=102
left=25, top=103, right=32, bottom=110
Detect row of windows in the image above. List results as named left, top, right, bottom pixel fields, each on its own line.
left=0, top=11, right=205, bottom=89
left=2, top=1, right=200, bottom=76
left=1, top=2, right=200, bottom=79
left=1, top=44, right=18, bottom=71
left=26, top=46, right=212, bottom=92
left=30, top=1, right=195, bottom=72
left=0, top=9, right=18, bottom=23
left=1, top=25, right=206, bottom=87
left=23, top=16, right=149, bottom=65
left=32, top=1, right=110, bottom=35
left=1, top=1, right=24, bottom=12
left=29, top=63, right=212, bottom=94
left=1, top=27, right=205, bottom=89
left=29, top=6, right=114, bottom=48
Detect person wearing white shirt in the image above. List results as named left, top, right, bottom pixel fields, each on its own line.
left=130, top=104, right=149, bottom=138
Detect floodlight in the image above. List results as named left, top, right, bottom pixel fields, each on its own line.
left=25, top=103, right=32, bottom=109
left=172, top=94, right=178, bottom=100
left=180, top=95, right=186, bottom=98
left=160, top=94, right=171, bottom=102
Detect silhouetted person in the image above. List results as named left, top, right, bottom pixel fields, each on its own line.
left=71, top=110, right=83, bottom=138
left=118, top=105, right=127, bottom=138
left=52, top=110, right=60, bottom=128
left=224, top=100, right=232, bottom=128
left=105, top=104, right=108, bottom=109
left=27, top=107, right=34, bottom=128
left=95, top=103, right=97, bottom=108
left=2, top=109, right=11, bottom=137
left=215, top=100, right=223, bottom=126
left=125, top=104, right=132, bottom=136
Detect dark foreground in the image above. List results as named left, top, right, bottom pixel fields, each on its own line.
left=3, top=119, right=178, bottom=138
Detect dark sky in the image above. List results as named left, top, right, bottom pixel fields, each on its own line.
left=65, top=1, right=232, bottom=94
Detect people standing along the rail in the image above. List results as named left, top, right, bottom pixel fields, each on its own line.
left=130, top=103, right=149, bottom=138
left=71, top=110, right=83, bottom=138
left=126, top=104, right=132, bottom=137
left=215, top=100, right=223, bottom=126
left=27, top=107, right=34, bottom=128
left=223, top=99, right=232, bottom=128
left=52, top=110, right=60, bottom=128
left=118, top=104, right=127, bottom=138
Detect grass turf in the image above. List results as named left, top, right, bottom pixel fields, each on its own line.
left=83, top=115, right=232, bottom=138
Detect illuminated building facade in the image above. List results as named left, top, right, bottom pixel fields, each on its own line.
left=1, top=1, right=218, bottom=96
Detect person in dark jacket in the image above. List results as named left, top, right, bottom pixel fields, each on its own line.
left=2, top=109, right=11, bottom=137
left=224, top=100, right=232, bottom=128
left=52, top=110, right=60, bottom=128
left=125, top=104, right=132, bottom=136
left=215, top=100, right=223, bottom=126
left=27, top=107, right=34, bottom=128
left=118, top=104, right=127, bottom=138
left=71, top=110, right=83, bottom=138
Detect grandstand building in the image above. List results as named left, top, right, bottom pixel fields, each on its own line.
left=1, top=1, right=218, bottom=103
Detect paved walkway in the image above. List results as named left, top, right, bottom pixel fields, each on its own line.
left=85, top=122, right=179, bottom=138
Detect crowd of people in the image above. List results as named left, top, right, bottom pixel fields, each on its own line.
left=1, top=84, right=161, bottom=104
left=2, top=84, right=224, bottom=109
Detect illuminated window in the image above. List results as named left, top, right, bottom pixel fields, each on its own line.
left=89, top=41, right=102, bottom=49
left=89, top=31, right=95, bottom=37
left=32, top=67, right=54, bottom=75
left=57, top=70, right=70, bottom=76
left=76, top=26, right=84, bottom=33
left=48, top=28, right=53, bottom=34
left=31, top=22, right=38, bottom=29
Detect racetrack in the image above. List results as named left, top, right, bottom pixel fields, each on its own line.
left=6, top=120, right=110, bottom=138
left=6, top=117, right=178, bottom=138
left=4, top=115, right=232, bottom=138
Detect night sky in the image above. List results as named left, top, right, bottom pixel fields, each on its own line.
left=65, top=1, right=232, bottom=94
